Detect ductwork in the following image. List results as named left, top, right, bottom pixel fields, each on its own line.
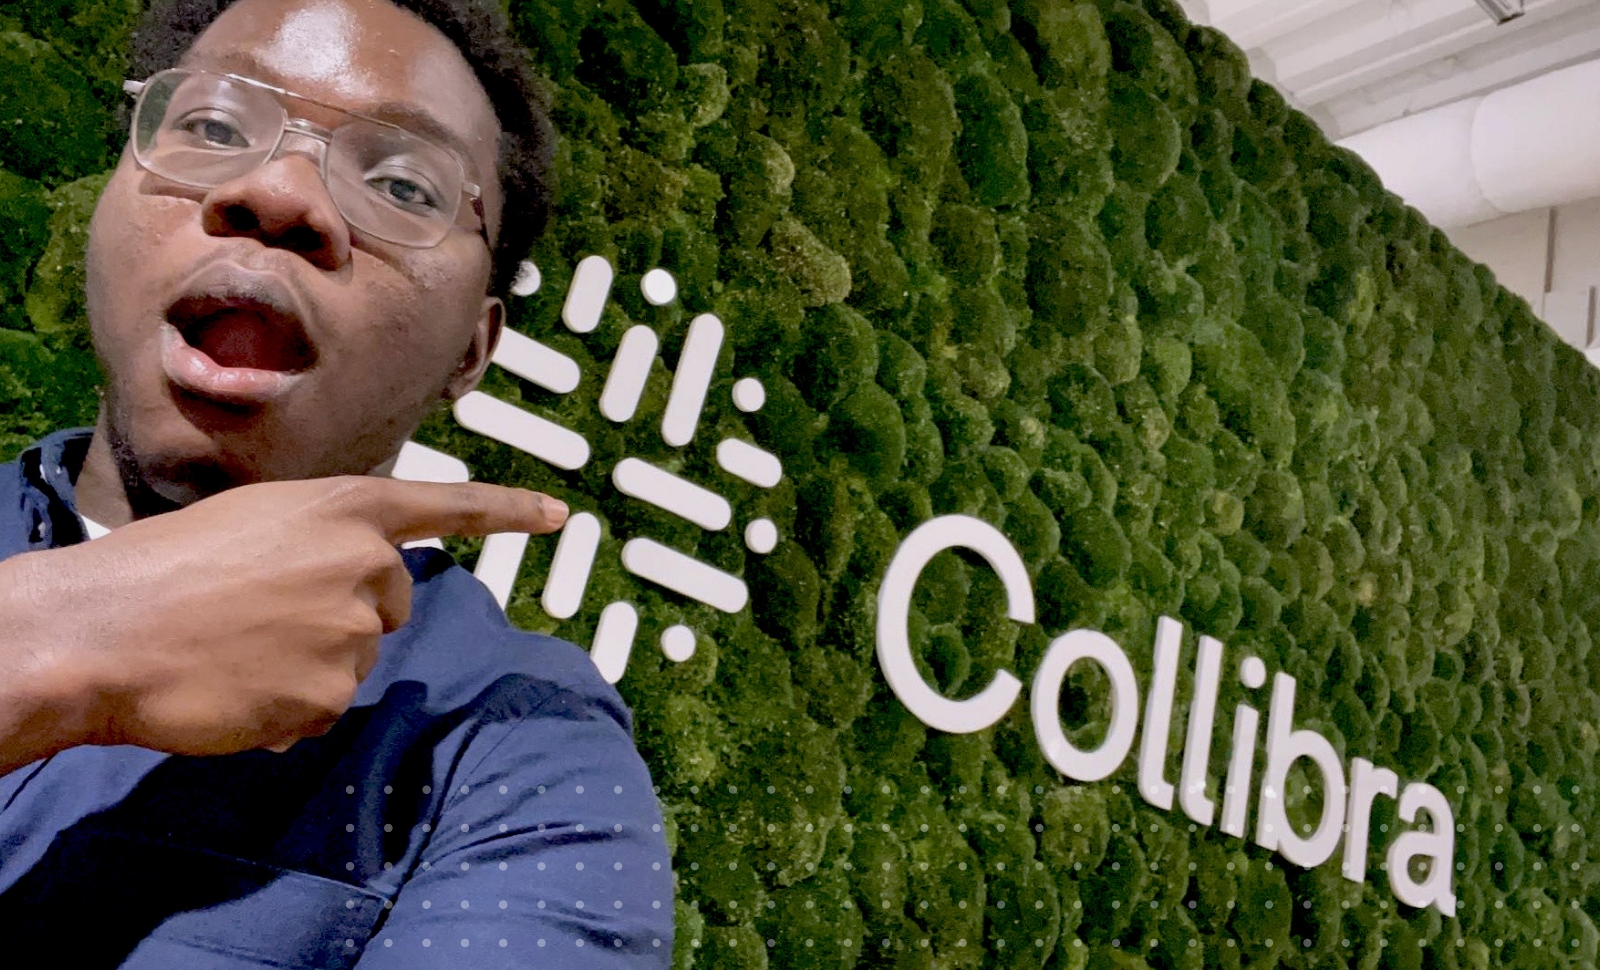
left=1337, top=56, right=1600, bottom=229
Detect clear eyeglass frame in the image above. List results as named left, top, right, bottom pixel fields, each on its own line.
left=123, top=69, right=487, bottom=250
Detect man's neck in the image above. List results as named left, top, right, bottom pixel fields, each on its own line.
left=75, top=428, right=134, bottom=530
left=75, top=413, right=186, bottom=528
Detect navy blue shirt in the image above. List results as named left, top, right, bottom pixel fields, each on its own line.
left=0, top=430, right=674, bottom=968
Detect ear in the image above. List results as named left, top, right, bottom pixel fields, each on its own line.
left=443, top=296, right=504, bottom=402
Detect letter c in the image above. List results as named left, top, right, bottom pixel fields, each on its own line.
left=876, top=515, right=1033, bottom=734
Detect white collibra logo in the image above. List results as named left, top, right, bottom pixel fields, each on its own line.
left=392, top=256, right=784, bottom=684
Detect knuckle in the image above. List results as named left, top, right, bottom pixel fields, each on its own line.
left=360, top=538, right=404, bottom=574
left=331, top=600, right=384, bottom=643
left=386, top=594, right=413, bottom=631
left=348, top=607, right=385, bottom=641
left=339, top=535, right=400, bottom=582
left=356, top=638, right=384, bottom=678
left=307, top=674, right=360, bottom=731
left=301, top=709, right=341, bottom=737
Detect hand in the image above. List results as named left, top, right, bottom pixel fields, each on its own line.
left=0, top=476, right=567, bottom=761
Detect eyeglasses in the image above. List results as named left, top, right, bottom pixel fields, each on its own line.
left=123, top=69, right=487, bottom=250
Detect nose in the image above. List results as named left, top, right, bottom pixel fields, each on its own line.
left=198, top=137, right=351, bottom=271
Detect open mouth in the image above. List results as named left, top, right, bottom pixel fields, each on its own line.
left=159, top=267, right=320, bottom=406
left=169, top=294, right=317, bottom=374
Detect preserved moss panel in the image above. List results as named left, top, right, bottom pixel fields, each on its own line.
left=6, top=0, right=1600, bottom=967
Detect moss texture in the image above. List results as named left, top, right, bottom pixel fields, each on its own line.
left=5, top=1, right=1600, bottom=967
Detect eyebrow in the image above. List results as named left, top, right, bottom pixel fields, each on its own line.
left=178, top=49, right=480, bottom=174
left=361, top=101, right=480, bottom=177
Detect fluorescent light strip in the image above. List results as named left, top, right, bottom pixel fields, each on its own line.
left=453, top=392, right=591, bottom=470
left=590, top=601, right=639, bottom=684
left=661, top=313, right=724, bottom=447
left=541, top=512, right=602, bottom=619
left=612, top=458, right=731, bottom=531
left=620, top=538, right=749, bottom=613
left=491, top=327, right=581, bottom=395
left=599, top=325, right=659, bottom=422
left=562, top=254, right=614, bottom=333
left=716, top=438, right=782, bottom=488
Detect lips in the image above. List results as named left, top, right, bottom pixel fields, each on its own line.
left=160, top=263, right=318, bottom=405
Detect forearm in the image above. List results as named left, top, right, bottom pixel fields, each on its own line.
left=0, top=554, right=97, bottom=775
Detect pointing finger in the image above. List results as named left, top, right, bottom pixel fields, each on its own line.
left=350, top=478, right=570, bottom=544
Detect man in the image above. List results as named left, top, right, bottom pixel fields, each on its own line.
left=0, top=0, right=673, bottom=965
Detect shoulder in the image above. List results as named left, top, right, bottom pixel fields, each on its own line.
left=364, top=547, right=630, bottom=734
left=0, top=428, right=93, bottom=562
left=0, top=452, right=24, bottom=558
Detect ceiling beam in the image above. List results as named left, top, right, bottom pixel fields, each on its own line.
left=1201, top=0, right=1367, bottom=50
left=1286, top=0, right=1593, bottom=103
left=1327, top=23, right=1600, bottom=137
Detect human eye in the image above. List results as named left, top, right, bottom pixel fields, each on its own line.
left=366, top=162, right=444, bottom=213
left=174, top=110, right=250, bottom=149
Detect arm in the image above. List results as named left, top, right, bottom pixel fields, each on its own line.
left=0, top=477, right=567, bottom=771
left=355, top=691, right=674, bottom=968
left=0, top=554, right=99, bottom=775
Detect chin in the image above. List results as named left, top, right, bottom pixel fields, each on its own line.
left=103, top=358, right=435, bottom=506
left=106, top=397, right=270, bottom=509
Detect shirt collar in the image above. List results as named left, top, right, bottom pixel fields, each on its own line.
left=16, top=428, right=92, bottom=550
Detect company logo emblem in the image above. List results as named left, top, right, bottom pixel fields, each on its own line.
left=394, top=256, right=783, bottom=683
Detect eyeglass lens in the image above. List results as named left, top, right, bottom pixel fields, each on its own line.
left=131, top=70, right=467, bottom=248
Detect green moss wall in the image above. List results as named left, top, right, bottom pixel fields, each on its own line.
left=5, top=0, right=1600, bottom=967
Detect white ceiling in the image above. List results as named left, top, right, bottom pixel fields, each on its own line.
left=1172, top=0, right=1600, bottom=141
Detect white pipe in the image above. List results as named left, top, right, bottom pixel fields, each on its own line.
left=1337, top=56, right=1600, bottom=229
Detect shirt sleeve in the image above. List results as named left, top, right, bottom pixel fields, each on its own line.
left=353, top=687, right=675, bottom=969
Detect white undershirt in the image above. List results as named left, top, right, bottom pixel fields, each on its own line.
left=80, top=515, right=111, bottom=541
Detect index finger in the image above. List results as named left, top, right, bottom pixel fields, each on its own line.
left=354, top=479, right=570, bottom=544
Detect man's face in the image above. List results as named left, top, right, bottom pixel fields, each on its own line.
left=86, top=0, right=505, bottom=505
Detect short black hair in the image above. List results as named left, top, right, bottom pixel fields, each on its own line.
left=128, top=0, right=554, bottom=297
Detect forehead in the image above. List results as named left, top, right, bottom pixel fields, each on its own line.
left=180, top=0, right=499, bottom=169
